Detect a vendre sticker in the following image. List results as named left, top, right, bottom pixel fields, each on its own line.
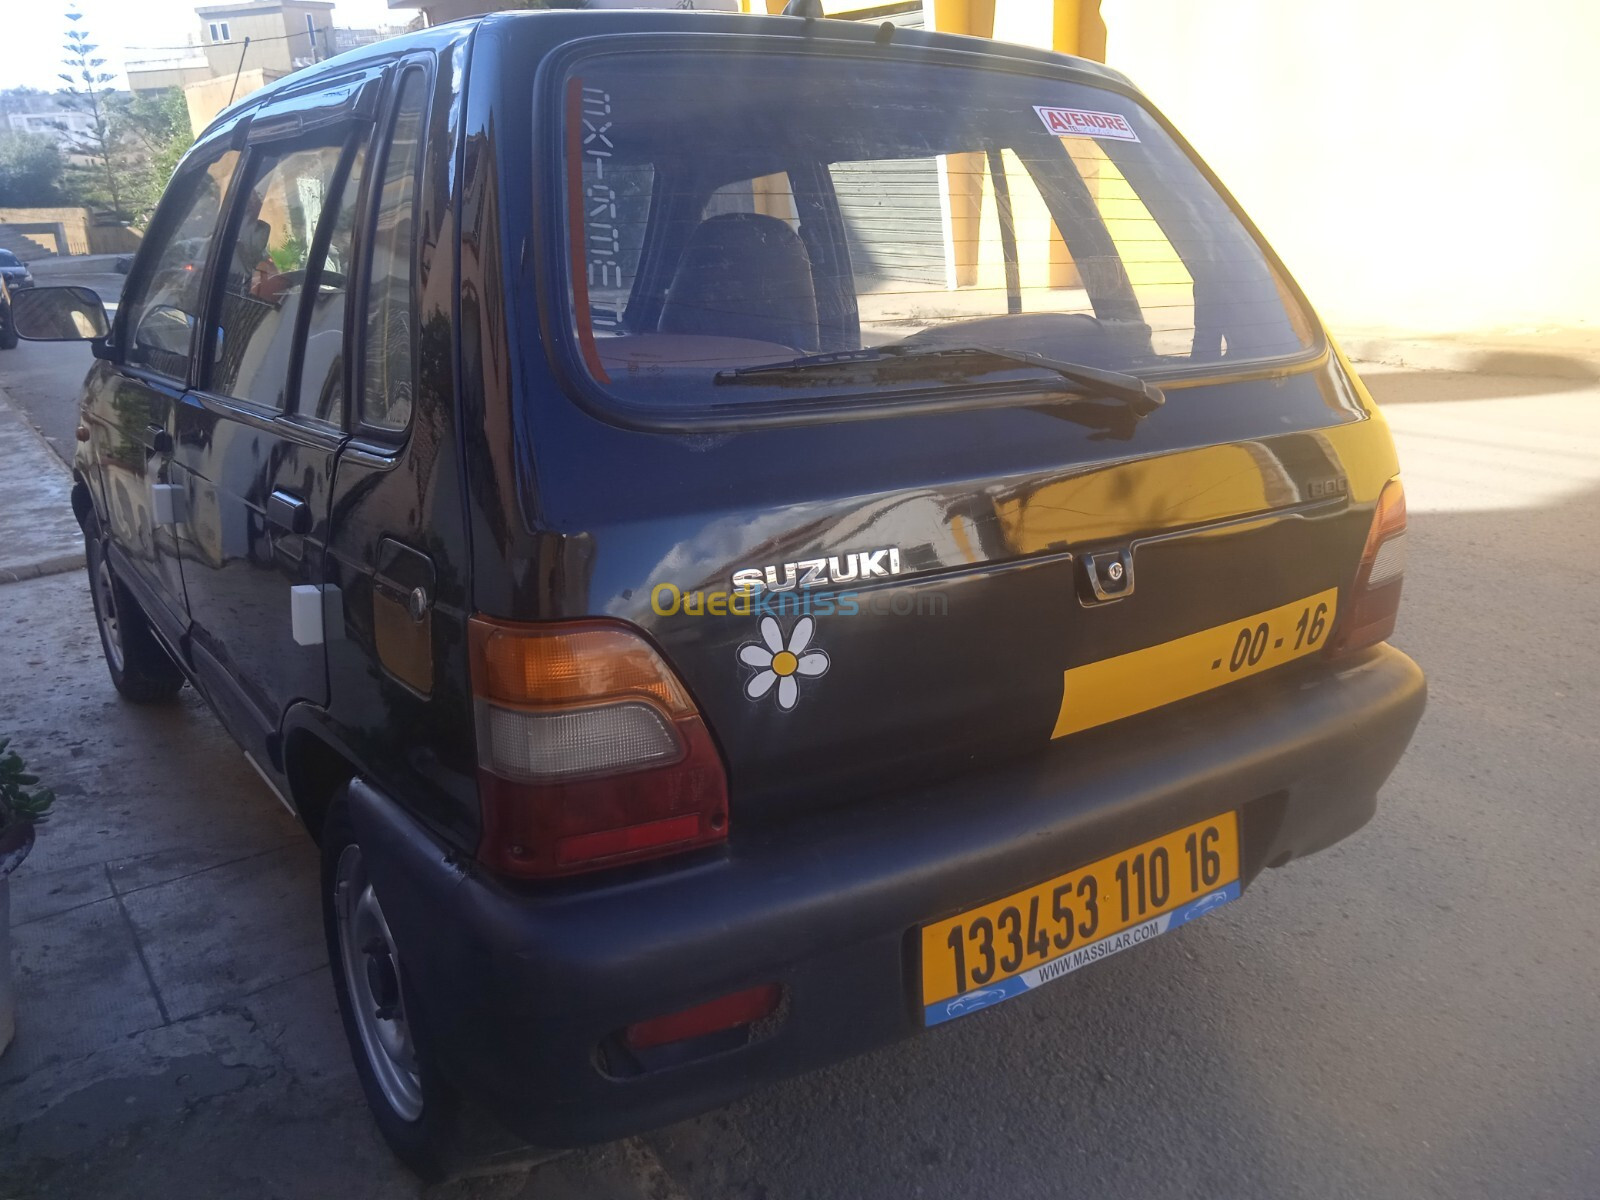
left=1034, top=106, right=1140, bottom=142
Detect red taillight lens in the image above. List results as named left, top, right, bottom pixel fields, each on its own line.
left=469, top=618, right=729, bottom=878
left=623, top=984, right=781, bottom=1051
left=1329, top=479, right=1407, bottom=656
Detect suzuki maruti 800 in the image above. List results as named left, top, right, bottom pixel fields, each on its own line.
left=12, top=8, right=1425, bottom=1178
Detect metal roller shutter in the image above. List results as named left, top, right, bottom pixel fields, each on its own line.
left=831, top=5, right=948, bottom=288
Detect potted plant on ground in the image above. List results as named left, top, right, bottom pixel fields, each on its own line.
left=0, top=738, right=53, bottom=1055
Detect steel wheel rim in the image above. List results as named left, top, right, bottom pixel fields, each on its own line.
left=94, top=557, right=125, bottom=672
left=335, top=843, right=424, bottom=1122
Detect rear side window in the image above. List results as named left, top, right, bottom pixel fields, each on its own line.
left=209, top=138, right=355, bottom=411
left=557, top=51, right=1315, bottom=420
left=360, top=68, right=427, bottom=434
left=121, top=147, right=240, bottom=381
left=295, top=140, right=368, bottom=428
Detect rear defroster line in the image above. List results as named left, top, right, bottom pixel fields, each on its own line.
left=922, top=881, right=1242, bottom=1027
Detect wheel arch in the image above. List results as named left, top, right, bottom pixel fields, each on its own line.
left=71, top=473, right=97, bottom=531
left=280, top=707, right=361, bottom=843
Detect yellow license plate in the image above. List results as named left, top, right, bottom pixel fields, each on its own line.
left=1052, top=588, right=1338, bottom=739
left=921, top=813, right=1240, bottom=1025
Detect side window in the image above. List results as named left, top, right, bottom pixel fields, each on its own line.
left=295, top=142, right=367, bottom=428
left=209, top=136, right=352, bottom=410
left=361, top=70, right=426, bottom=433
left=121, top=147, right=240, bottom=380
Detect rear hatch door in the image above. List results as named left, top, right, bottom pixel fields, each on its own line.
left=520, top=35, right=1393, bottom=821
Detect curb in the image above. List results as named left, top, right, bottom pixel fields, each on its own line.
left=0, top=383, right=84, bottom=585
left=1, top=552, right=85, bottom=585
left=1337, top=329, right=1600, bottom=382
left=3, top=397, right=76, bottom=480
left=0, top=374, right=75, bottom=473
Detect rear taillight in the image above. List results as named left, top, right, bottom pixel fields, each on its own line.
left=1329, top=479, right=1407, bottom=656
left=469, top=618, right=729, bottom=878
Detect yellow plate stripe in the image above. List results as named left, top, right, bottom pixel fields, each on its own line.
left=1052, top=588, right=1339, bottom=739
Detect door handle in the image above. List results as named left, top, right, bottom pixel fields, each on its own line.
left=266, top=490, right=312, bottom=535
left=146, top=424, right=174, bottom=456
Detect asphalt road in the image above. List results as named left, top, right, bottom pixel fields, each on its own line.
left=1, top=316, right=1596, bottom=1198
left=0, top=257, right=123, bottom=458
left=634, top=359, right=1600, bottom=1200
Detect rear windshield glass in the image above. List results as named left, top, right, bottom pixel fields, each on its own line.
left=559, top=49, right=1314, bottom=417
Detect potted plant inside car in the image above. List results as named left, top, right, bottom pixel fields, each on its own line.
left=0, top=738, right=53, bottom=1055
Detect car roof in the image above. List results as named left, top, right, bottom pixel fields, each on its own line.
left=195, top=18, right=471, bottom=140
left=201, top=9, right=1137, bottom=139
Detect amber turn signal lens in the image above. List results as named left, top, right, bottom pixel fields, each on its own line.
left=470, top=618, right=694, bottom=715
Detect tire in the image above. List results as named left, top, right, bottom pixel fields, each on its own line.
left=0, top=313, right=17, bottom=350
left=86, top=525, right=185, bottom=703
left=321, top=789, right=465, bottom=1182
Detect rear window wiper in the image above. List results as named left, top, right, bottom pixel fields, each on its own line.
left=714, top=345, right=1165, bottom=417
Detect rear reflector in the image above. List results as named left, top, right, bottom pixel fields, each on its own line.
left=623, top=984, right=781, bottom=1051
left=1330, top=479, right=1406, bottom=656
left=470, top=618, right=729, bottom=878
left=556, top=813, right=704, bottom=866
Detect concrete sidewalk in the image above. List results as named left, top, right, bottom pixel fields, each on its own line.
left=0, top=570, right=680, bottom=1198
left=0, top=385, right=83, bottom=583
left=0, top=397, right=667, bottom=1194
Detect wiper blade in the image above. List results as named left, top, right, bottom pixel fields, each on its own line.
left=715, top=344, right=1165, bottom=417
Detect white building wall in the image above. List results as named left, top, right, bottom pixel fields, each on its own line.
left=1101, top=0, right=1600, bottom=333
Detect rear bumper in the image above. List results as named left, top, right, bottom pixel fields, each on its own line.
left=351, top=643, right=1425, bottom=1147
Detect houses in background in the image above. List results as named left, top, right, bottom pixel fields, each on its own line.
left=124, top=0, right=412, bottom=134
left=4, top=109, right=100, bottom=157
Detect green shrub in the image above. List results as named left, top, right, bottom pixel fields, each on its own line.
left=0, top=739, right=53, bottom=829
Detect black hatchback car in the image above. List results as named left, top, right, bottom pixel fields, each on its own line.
left=14, top=9, right=1425, bottom=1179
left=0, top=248, right=34, bottom=293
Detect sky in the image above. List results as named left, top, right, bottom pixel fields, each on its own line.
left=10, top=0, right=421, bottom=91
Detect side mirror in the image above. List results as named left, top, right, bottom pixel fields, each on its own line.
left=12, top=286, right=111, bottom=342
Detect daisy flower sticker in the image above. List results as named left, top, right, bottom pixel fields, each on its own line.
left=739, top=615, right=829, bottom=711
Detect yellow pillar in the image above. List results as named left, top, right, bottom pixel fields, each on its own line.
left=930, top=0, right=1103, bottom=292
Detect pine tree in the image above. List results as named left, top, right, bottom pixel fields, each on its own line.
left=58, top=7, right=126, bottom=219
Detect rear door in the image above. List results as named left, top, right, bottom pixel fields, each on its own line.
left=172, top=74, right=379, bottom=759
left=320, top=63, right=483, bottom=840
